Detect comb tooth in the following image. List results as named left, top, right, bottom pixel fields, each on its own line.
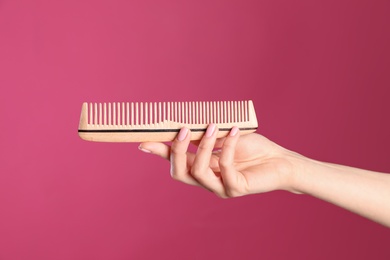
left=241, top=101, right=244, bottom=122
left=176, top=102, right=179, bottom=122
left=189, top=101, right=192, bottom=124
left=205, top=102, right=209, bottom=124
left=237, top=101, right=241, bottom=122
left=149, top=102, right=153, bottom=125
left=182, top=102, right=185, bottom=124
left=189, top=102, right=192, bottom=124
left=142, top=102, right=145, bottom=125
left=209, top=101, right=213, bottom=123
left=94, top=103, right=97, bottom=126
left=122, top=102, right=125, bottom=126
left=145, top=102, right=149, bottom=125
left=209, top=102, right=212, bottom=123
left=188, top=102, right=190, bottom=124
left=126, top=102, right=129, bottom=126
left=116, top=102, right=119, bottom=125
left=145, top=102, right=148, bottom=125
left=191, top=102, right=195, bottom=124
left=241, top=100, right=244, bottom=121
left=146, top=102, right=149, bottom=125
left=195, top=102, right=198, bottom=124
left=202, top=102, right=205, bottom=124
left=217, top=101, right=221, bottom=124
left=152, top=102, right=155, bottom=124
left=222, top=101, right=225, bottom=124
left=167, top=102, right=170, bottom=121
left=214, top=101, right=217, bottom=123
left=178, top=102, right=180, bottom=122
left=235, top=101, right=238, bottom=123
left=210, top=102, right=213, bottom=124
left=186, top=102, right=189, bottom=124
left=181, top=102, right=184, bottom=123
left=173, top=102, right=176, bottom=122
left=135, top=102, right=139, bottom=125
left=118, top=102, right=121, bottom=126
left=231, top=101, right=235, bottom=123
left=108, top=103, right=111, bottom=125
left=241, top=101, right=245, bottom=122
left=201, top=101, right=203, bottom=124
left=113, top=102, right=116, bottom=125
left=199, top=101, right=203, bottom=124
left=103, top=103, right=107, bottom=125
left=118, top=102, right=121, bottom=125
left=130, top=102, right=134, bottom=126
left=149, top=102, right=151, bottom=124
left=239, top=101, right=242, bottom=122
left=183, top=102, right=186, bottom=123
left=112, top=102, right=118, bottom=125
left=116, top=102, right=121, bottom=126
left=245, top=100, right=248, bottom=121
left=184, top=101, right=187, bottom=124
left=184, top=102, right=187, bottom=124
left=154, top=102, right=161, bottom=124
left=158, top=102, right=165, bottom=123
left=218, top=101, right=221, bottom=124
left=99, top=103, right=102, bottom=125
left=89, top=103, right=92, bottom=125
left=229, top=101, right=232, bottom=123
left=177, top=102, right=180, bottom=122
left=222, top=101, right=225, bottom=123
left=215, top=101, right=218, bottom=124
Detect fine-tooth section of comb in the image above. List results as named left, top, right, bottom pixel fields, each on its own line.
left=78, top=101, right=258, bottom=142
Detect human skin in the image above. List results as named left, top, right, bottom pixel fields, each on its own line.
left=139, top=124, right=390, bottom=228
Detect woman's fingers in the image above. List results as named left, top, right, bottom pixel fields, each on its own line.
left=140, top=125, right=244, bottom=198
left=190, top=124, right=226, bottom=196
left=219, top=127, right=248, bottom=197
left=139, top=142, right=170, bottom=159
left=170, top=128, right=200, bottom=186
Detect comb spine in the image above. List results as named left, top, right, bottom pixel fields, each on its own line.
left=78, top=102, right=88, bottom=129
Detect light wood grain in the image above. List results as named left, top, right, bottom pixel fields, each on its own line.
left=78, top=101, right=258, bottom=142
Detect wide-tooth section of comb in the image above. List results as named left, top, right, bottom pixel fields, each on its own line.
left=78, top=101, right=258, bottom=142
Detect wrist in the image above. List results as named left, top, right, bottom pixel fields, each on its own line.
left=279, top=149, right=315, bottom=194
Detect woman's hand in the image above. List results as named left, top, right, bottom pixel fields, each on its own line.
left=138, top=124, right=301, bottom=198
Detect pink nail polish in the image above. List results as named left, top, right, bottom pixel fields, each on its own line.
left=177, top=127, right=188, bottom=141
left=205, top=124, right=216, bottom=137
left=229, top=126, right=239, bottom=136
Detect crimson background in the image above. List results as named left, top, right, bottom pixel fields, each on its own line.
left=1, top=0, right=390, bottom=259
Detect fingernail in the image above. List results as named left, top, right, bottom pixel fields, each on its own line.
left=138, top=146, right=152, bottom=153
left=205, top=124, right=216, bottom=137
left=229, top=126, right=239, bottom=136
left=177, top=127, right=188, bottom=141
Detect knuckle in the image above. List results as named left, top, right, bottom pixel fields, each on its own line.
left=218, top=157, right=231, bottom=169
left=190, top=166, right=205, bottom=180
left=215, top=192, right=229, bottom=199
left=197, top=141, right=212, bottom=151
left=170, top=146, right=182, bottom=155
left=225, top=187, right=242, bottom=198
left=170, top=167, right=182, bottom=181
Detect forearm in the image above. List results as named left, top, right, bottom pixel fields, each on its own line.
left=290, top=154, right=390, bottom=227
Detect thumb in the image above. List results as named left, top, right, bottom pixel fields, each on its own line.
left=138, top=142, right=170, bottom=160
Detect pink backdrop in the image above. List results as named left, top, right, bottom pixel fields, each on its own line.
left=1, top=0, right=390, bottom=259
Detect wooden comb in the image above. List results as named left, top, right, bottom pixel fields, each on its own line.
left=78, top=101, right=258, bottom=142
